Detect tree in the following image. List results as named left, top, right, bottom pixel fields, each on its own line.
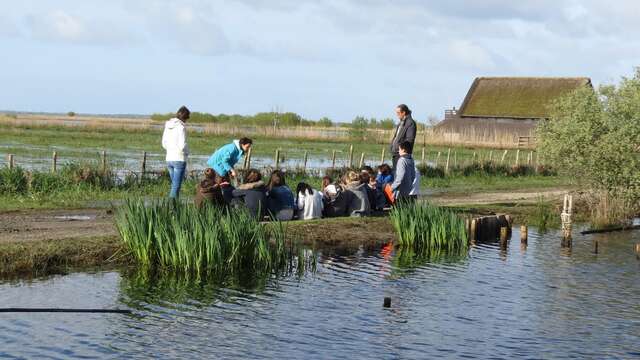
left=537, top=68, right=640, bottom=223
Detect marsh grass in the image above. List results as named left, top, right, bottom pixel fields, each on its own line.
left=116, top=199, right=315, bottom=276
left=390, top=202, right=468, bottom=252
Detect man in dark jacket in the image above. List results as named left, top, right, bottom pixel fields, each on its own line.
left=390, top=104, right=417, bottom=171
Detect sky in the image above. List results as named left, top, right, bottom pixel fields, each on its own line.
left=1, top=0, right=639, bottom=122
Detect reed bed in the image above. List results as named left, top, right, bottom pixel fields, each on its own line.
left=390, top=202, right=468, bottom=252
left=116, top=199, right=313, bottom=276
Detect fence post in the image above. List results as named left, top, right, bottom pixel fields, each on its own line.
left=436, top=151, right=441, bottom=168
left=246, top=147, right=253, bottom=169
left=52, top=152, right=57, bottom=173
left=528, top=151, right=533, bottom=166
left=141, top=151, right=147, bottom=177
left=500, top=149, right=508, bottom=164
left=421, top=147, right=425, bottom=166
left=101, top=151, right=106, bottom=173
left=454, top=151, right=457, bottom=167
left=445, top=148, right=451, bottom=174
left=359, top=152, right=365, bottom=168
left=303, top=150, right=308, bottom=174
left=348, top=145, right=354, bottom=168
left=275, top=149, right=280, bottom=169
left=515, top=149, right=520, bottom=167
left=380, top=147, right=385, bottom=164
left=331, top=150, right=336, bottom=170
left=489, top=150, right=493, bottom=163
left=7, top=154, right=14, bottom=170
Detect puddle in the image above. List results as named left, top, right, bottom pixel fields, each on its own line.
left=52, top=215, right=94, bottom=221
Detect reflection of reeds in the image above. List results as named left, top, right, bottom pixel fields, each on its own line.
left=390, top=202, right=468, bottom=251
left=116, top=199, right=315, bottom=276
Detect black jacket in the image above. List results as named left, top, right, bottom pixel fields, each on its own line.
left=232, top=182, right=267, bottom=219
left=390, top=115, right=417, bottom=154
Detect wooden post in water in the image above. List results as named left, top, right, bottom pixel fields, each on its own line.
left=514, top=149, right=520, bottom=167
left=141, top=151, right=147, bottom=177
left=275, top=149, right=280, bottom=169
left=500, top=227, right=508, bottom=249
left=303, top=151, right=308, bottom=174
left=501, top=149, right=508, bottom=164
left=594, top=240, right=599, bottom=254
left=380, top=147, right=385, bottom=164
left=520, top=225, right=528, bottom=244
left=561, top=194, right=573, bottom=247
left=445, top=148, right=451, bottom=174
left=246, top=147, right=253, bottom=169
left=470, top=219, right=477, bottom=242
left=101, top=151, right=106, bottom=173
left=348, top=145, right=354, bottom=168
left=52, top=152, right=58, bottom=173
left=331, top=150, right=336, bottom=170
left=359, top=152, right=365, bottom=169
left=7, top=154, right=14, bottom=170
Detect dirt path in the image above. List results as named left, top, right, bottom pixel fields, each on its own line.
left=0, top=188, right=568, bottom=244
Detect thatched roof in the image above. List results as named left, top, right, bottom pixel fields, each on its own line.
left=459, top=77, right=592, bottom=119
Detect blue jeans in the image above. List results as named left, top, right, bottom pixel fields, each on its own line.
left=167, top=161, right=186, bottom=198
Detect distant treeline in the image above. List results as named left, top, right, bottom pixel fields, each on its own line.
left=150, top=111, right=397, bottom=129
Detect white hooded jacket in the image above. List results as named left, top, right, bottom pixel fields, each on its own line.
left=161, top=118, right=189, bottom=162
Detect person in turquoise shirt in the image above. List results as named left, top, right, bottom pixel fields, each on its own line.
left=207, top=137, right=253, bottom=178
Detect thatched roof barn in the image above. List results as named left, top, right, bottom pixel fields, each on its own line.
left=434, top=77, right=592, bottom=147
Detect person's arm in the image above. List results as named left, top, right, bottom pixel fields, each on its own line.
left=177, top=125, right=187, bottom=155
left=391, top=159, right=406, bottom=192
left=232, top=188, right=247, bottom=198
left=161, top=127, right=168, bottom=150
left=220, top=147, right=234, bottom=174
left=297, top=192, right=305, bottom=210
left=404, top=120, right=417, bottom=145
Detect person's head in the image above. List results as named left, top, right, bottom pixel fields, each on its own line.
left=176, top=106, right=190, bottom=122
left=245, top=169, right=262, bottom=183
left=399, top=141, right=413, bottom=155
left=378, top=163, right=392, bottom=176
left=395, top=104, right=411, bottom=121
left=346, top=171, right=360, bottom=183
left=296, top=182, right=314, bottom=196
left=268, top=170, right=285, bottom=189
left=321, top=176, right=332, bottom=190
left=214, top=172, right=229, bottom=185
left=361, top=165, right=374, bottom=174
left=239, top=137, right=253, bottom=152
left=360, top=171, right=370, bottom=185
left=204, top=168, right=216, bottom=180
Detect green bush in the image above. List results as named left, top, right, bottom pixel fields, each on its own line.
left=0, top=167, right=28, bottom=194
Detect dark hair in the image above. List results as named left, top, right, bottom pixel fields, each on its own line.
left=359, top=171, right=370, bottom=185
left=204, top=168, right=216, bottom=179
left=361, top=165, right=374, bottom=174
left=396, top=104, right=411, bottom=116
left=296, top=182, right=314, bottom=196
left=239, top=137, right=253, bottom=146
left=321, top=176, right=332, bottom=191
left=378, top=164, right=392, bottom=175
left=268, top=170, right=285, bottom=190
left=245, top=169, right=262, bottom=183
left=399, top=141, right=413, bottom=154
left=176, top=106, right=190, bottom=121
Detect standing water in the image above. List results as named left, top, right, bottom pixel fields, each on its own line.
left=1, top=227, right=639, bottom=359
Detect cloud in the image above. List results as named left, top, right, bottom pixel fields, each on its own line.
left=448, top=40, right=496, bottom=69
left=25, top=9, right=138, bottom=46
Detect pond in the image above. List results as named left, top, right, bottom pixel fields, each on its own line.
left=1, top=226, right=639, bottom=359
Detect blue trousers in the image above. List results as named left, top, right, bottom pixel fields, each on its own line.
left=167, top=161, right=186, bottom=198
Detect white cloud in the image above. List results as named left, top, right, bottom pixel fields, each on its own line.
left=448, top=40, right=496, bottom=70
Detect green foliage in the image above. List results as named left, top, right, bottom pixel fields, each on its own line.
left=0, top=167, right=28, bottom=194
left=538, top=68, right=640, bottom=221
left=390, top=202, right=468, bottom=252
left=67, top=111, right=76, bottom=117
left=116, top=199, right=314, bottom=276
left=530, top=196, right=555, bottom=232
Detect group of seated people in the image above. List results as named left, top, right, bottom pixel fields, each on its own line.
left=194, top=160, right=420, bottom=221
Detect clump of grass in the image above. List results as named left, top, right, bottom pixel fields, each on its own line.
left=530, top=196, right=555, bottom=232
left=0, top=167, right=28, bottom=194
left=116, top=199, right=313, bottom=276
left=389, top=202, right=468, bottom=252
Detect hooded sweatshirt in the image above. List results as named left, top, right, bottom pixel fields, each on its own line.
left=162, top=118, right=189, bottom=162
left=207, top=140, right=244, bottom=177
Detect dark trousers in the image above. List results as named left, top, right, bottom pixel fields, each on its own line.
left=392, top=153, right=400, bottom=174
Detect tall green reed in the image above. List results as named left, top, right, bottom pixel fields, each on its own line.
left=389, top=202, right=468, bottom=252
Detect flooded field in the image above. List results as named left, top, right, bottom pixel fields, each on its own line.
left=1, top=226, right=639, bottom=358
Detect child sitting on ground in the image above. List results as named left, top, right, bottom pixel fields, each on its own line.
left=295, top=182, right=323, bottom=220
left=266, top=170, right=295, bottom=221
left=194, top=168, right=225, bottom=209
left=232, top=169, right=267, bottom=220
left=322, top=176, right=351, bottom=217
left=343, top=171, right=371, bottom=217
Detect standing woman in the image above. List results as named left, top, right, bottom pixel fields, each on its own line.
left=389, top=104, right=417, bottom=171
left=207, top=137, right=253, bottom=178
left=162, top=106, right=190, bottom=198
